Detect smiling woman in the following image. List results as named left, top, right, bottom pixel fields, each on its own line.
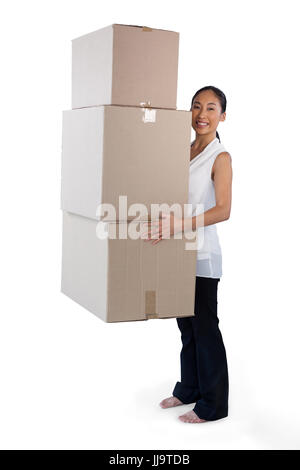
left=157, top=85, right=233, bottom=424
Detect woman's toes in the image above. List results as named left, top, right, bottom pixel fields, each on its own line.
left=160, top=396, right=183, bottom=408
left=178, top=410, right=206, bottom=423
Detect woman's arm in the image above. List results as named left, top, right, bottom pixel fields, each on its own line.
left=189, top=151, right=233, bottom=231
left=142, top=152, right=232, bottom=244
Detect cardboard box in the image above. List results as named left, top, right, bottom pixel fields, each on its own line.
left=72, top=24, right=179, bottom=109
left=61, top=211, right=197, bottom=323
left=61, top=105, right=192, bottom=221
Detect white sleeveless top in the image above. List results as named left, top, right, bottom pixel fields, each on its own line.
left=189, top=137, right=228, bottom=279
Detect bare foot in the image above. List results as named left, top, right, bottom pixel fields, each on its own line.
left=159, top=396, right=184, bottom=408
left=178, top=410, right=207, bottom=423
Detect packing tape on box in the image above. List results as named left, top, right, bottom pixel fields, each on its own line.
left=140, top=101, right=151, bottom=107
left=145, top=290, right=158, bottom=319
left=142, top=26, right=153, bottom=32
left=141, top=108, right=156, bottom=123
left=139, top=101, right=156, bottom=123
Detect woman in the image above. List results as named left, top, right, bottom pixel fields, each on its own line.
left=142, top=85, right=233, bottom=423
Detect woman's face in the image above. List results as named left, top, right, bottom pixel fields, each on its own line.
left=191, top=90, right=226, bottom=136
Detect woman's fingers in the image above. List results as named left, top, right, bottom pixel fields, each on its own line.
left=141, top=219, right=173, bottom=242
left=140, top=215, right=174, bottom=244
left=151, top=236, right=163, bottom=245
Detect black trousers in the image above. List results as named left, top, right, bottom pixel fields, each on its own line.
left=172, top=276, right=229, bottom=421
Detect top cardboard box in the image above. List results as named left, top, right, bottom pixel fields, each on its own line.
left=72, top=24, right=179, bottom=110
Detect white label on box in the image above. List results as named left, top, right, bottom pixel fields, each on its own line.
left=142, top=108, right=156, bottom=123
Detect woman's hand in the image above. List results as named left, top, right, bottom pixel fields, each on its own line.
left=141, top=212, right=184, bottom=245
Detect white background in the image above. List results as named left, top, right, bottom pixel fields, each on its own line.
left=1, top=0, right=299, bottom=450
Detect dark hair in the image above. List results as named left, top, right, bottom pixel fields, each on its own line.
left=190, top=86, right=227, bottom=142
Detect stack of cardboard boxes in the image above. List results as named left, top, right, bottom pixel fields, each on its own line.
left=60, top=24, right=197, bottom=323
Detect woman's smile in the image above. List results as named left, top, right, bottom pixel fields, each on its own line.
left=196, top=120, right=209, bottom=128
